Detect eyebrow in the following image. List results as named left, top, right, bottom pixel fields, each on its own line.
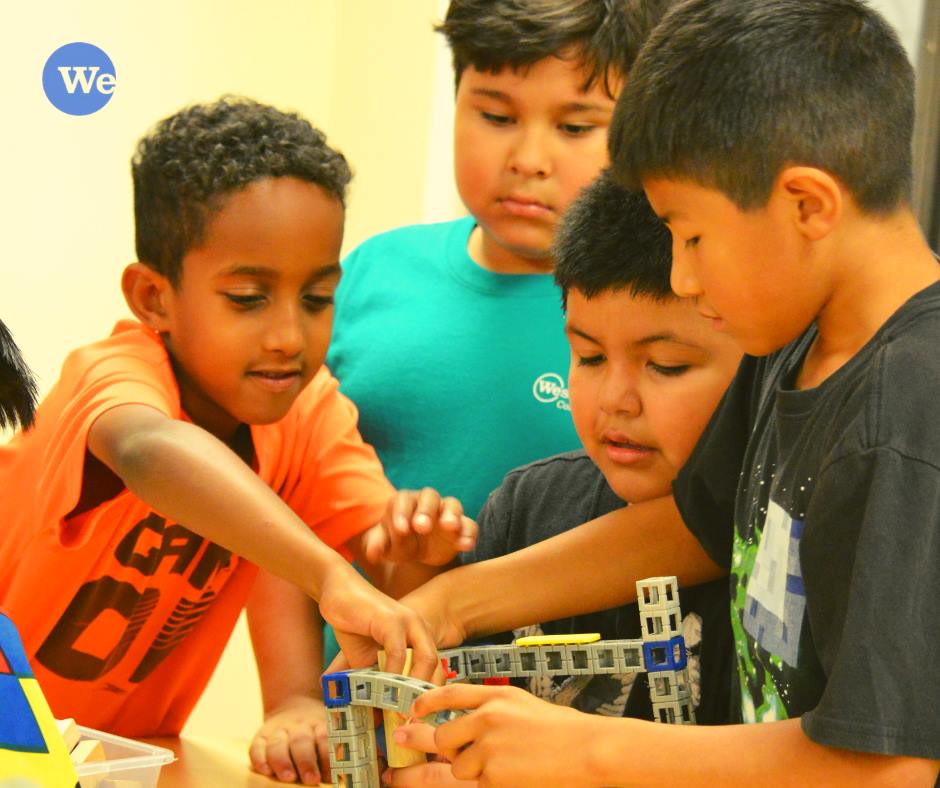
left=567, top=324, right=702, bottom=350
left=470, top=89, right=610, bottom=113
left=216, top=263, right=341, bottom=283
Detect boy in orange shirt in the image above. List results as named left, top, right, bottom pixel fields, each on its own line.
left=0, top=99, right=464, bottom=758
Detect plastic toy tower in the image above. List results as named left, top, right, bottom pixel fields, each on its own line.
left=322, top=576, right=694, bottom=787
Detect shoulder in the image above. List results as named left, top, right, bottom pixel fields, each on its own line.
left=846, top=283, right=940, bottom=451
left=492, top=450, right=617, bottom=513
left=61, top=320, right=177, bottom=401
left=342, top=218, right=473, bottom=270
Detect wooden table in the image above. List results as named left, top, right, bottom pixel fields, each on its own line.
left=147, top=735, right=331, bottom=787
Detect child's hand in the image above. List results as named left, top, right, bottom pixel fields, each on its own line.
left=363, top=488, right=478, bottom=566
left=402, top=683, right=608, bottom=787
left=382, top=722, right=476, bottom=787
left=248, top=695, right=330, bottom=785
left=319, top=565, right=440, bottom=679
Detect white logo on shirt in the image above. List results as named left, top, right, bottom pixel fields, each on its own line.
left=532, top=372, right=571, bottom=411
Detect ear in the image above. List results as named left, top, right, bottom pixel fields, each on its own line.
left=122, top=263, right=174, bottom=332
left=773, top=166, right=843, bottom=241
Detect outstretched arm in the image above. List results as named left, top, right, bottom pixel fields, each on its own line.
left=401, top=494, right=724, bottom=646
left=395, top=684, right=939, bottom=787
left=87, top=402, right=438, bottom=678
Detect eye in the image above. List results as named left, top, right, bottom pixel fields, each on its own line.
left=684, top=236, right=701, bottom=249
left=649, top=362, right=691, bottom=377
left=481, top=111, right=514, bottom=126
left=302, top=294, right=334, bottom=313
left=559, top=123, right=595, bottom=136
left=576, top=354, right=605, bottom=367
left=224, top=293, right=265, bottom=309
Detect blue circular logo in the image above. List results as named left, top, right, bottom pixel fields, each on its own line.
left=42, top=42, right=116, bottom=116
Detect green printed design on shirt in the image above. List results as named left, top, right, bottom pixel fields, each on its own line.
left=731, top=528, right=789, bottom=723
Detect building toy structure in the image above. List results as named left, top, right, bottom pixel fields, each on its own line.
left=322, top=576, right=694, bottom=788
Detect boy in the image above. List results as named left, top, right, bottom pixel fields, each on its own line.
left=0, top=319, right=37, bottom=431
left=0, top=99, right=460, bottom=756
left=326, top=0, right=671, bottom=522
left=460, top=173, right=739, bottom=725
left=392, top=1, right=940, bottom=785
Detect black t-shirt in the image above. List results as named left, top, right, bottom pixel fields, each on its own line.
left=464, top=450, right=735, bottom=725
left=675, top=279, right=940, bottom=759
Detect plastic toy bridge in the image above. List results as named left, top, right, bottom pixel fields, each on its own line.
left=322, top=576, right=695, bottom=788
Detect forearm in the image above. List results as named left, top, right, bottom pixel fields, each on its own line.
left=415, top=495, right=723, bottom=639
left=246, top=571, right=323, bottom=712
left=590, top=717, right=939, bottom=787
left=93, top=407, right=355, bottom=599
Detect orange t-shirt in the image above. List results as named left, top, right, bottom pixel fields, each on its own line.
left=0, top=320, right=393, bottom=736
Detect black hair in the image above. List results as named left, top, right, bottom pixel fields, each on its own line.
left=0, top=319, right=38, bottom=431
left=610, top=0, right=914, bottom=213
left=554, top=170, right=673, bottom=307
left=132, top=97, right=352, bottom=285
left=437, top=0, right=674, bottom=97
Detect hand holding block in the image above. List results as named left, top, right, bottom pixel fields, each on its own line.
left=377, top=649, right=426, bottom=768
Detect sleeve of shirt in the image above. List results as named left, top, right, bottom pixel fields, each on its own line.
left=672, top=356, right=758, bottom=569
left=276, top=370, right=394, bottom=556
left=36, top=335, right=178, bottom=542
left=800, top=446, right=940, bottom=759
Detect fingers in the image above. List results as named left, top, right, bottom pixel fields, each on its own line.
left=248, top=726, right=322, bottom=785
left=391, top=722, right=440, bottom=755
left=456, top=514, right=478, bottom=551
left=385, top=760, right=469, bottom=787
left=411, top=682, right=499, bottom=716
left=362, top=523, right=391, bottom=565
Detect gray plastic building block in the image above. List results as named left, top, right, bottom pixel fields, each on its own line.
left=513, top=646, right=544, bottom=676
left=538, top=644, right=571, bottom=676
left=565, top=644, right=593, bottom=675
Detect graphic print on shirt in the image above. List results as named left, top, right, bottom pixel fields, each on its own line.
left=731, top=457, right=814, bottom=723
left=35, top=513, right=235, bottom=689
left=532, top=372, right=571, bottom=412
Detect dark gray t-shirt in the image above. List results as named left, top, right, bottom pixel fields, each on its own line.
left=675, top=279, right=940, bottom=759
left=464, top=450, right=734, bottom=725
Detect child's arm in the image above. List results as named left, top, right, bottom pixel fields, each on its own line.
left=399, top=494, right=725, bottom=646
left=86, top=402, right=437, bottom=677
left=394, top=684, right=940, bottom=787
left=246, top=570, right=330, bottom=786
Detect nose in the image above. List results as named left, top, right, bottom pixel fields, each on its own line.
left=262, top=300, right=304, bottom=357
left=507, top=124, right=551, bottom=178
left=669, top=234, right=702, bottom=298
left=598, top=366, right=641, bottom=417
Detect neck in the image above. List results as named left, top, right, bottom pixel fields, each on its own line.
left=468, top=225, right=554, bottom=274
left=798, top=210, right=938, bottom=389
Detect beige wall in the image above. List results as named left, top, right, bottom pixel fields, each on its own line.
left=3, top=0, right=459, bottom=740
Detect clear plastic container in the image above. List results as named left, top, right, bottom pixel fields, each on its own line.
left=73, top=725, right=175, bottom=787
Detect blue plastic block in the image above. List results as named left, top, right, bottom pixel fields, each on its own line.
left=322, top=670, right=352, bottom=708
left=643, top=635, right=688, bottom=673
left=0, top=674, right=47, bottom=753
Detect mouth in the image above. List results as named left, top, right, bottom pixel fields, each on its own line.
left=499, top=195, right=553, bottom=218
left=246, top=368, right=303, bottom=393
left=601, top=433, right=656, bottom=464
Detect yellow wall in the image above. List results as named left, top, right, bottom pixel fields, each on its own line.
left=3, top=0, right=459, bottom=740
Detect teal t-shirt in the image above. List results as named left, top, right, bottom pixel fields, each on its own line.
left=323, top=218, right=581, bottom=664
left=327, top=217, right=580, bottom=518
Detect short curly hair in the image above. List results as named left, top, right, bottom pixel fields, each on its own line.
left=132, top=97, right=352, bottom=285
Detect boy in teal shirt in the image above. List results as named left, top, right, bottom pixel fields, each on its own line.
left=327, top=0, right=671, bottom=519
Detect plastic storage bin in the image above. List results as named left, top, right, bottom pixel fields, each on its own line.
left=73, top=725, right=175, bottom=787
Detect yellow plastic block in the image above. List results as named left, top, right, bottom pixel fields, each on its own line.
left=513, top=633, right=601, bottom=647
left=0, top=678, right=79, bottom=785
left=377, top=650, right=425, bottom=768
